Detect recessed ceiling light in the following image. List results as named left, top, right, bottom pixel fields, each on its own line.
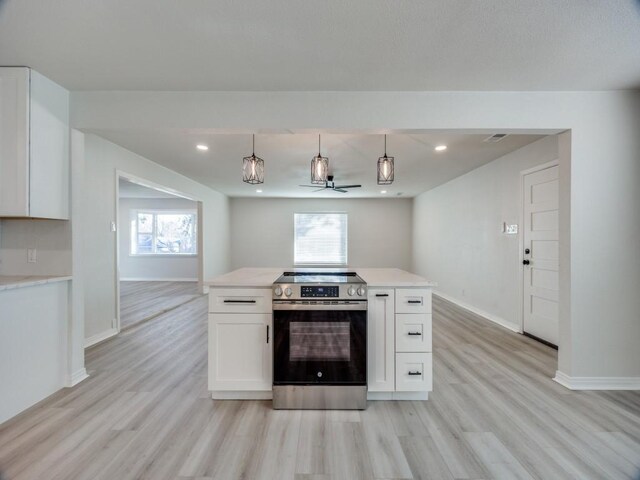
left=380, top=190, right=387, bottom=194
left=196, top=144, right=209, bottom=151
left=256, top=189, right=263, bottom=193
left=435, top=145, right=447, bottom=151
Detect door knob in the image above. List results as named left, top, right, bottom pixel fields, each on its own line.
left=523, top=259, right=530, bottom=265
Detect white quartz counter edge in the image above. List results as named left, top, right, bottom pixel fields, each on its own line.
left=205, top=268, right=436, bottom=288
left=0, top=275, right=73, bottom=292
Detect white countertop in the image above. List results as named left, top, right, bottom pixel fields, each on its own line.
left=0, top=275, right=72, bottom=292
left=206, top=267, right=436, bottom=288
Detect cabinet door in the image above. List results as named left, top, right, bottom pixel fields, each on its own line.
left=29, top=70, right=69, bottom=219
left=0, top=68, right=29, bottom=216
left=367, top=289, right=395, bottom=392
left=395, top=288, right=432, bottom=314
left=396, top=352, right=432, bottom=392
left=395, top=314, right=432, bottom=353
left=208, top=313, right=272, bottom=392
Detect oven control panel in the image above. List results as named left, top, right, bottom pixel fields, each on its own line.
left=301, top=286, right=339, bottom=298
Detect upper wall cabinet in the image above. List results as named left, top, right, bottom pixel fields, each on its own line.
left=0, top=67, right=69, bottom=219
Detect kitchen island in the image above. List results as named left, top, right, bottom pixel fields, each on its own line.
left=206, top=268, right=436, bottom=403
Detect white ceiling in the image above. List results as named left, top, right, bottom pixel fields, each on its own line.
left=0, top=1, right=639, bottom=91
left=99, top=132, right=544, bottom=198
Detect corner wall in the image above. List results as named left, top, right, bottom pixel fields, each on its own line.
left=412, top=135, right=559, bottom=331
left=82, top=134, right=230, bottom=341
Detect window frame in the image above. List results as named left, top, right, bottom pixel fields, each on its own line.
left=293, top=212, right=348, bottom=266
left=129, top=209, right=198, bottom=257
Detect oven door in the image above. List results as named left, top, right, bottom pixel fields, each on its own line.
left=273, top=305, right=366, bottom=385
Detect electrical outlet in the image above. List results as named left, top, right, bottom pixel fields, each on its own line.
left=505, top=224, right=518, bottom=235
left=110, top=221, right=117, bottom=232
left=27, top=249, right=37, bottom=263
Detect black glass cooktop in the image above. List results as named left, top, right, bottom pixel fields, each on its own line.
left=275, top=271, right=364, bottom=284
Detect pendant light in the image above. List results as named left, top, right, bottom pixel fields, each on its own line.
left=242, top=134, right=264, bottom=185
left=377, top=134, right=394, bottom=185
left=310, top=134, right=329, bottom=184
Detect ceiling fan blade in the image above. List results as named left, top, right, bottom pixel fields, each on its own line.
left=299, top=184, right=322, bottom=188
left=312, top=188, right=327, bottom=192
left=334, top=184, right=361, bottom=189
left=333, top=188, right=348, bottom=193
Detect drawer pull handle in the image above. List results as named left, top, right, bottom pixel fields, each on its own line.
left=408, top=371, right=422, bottom=376
left=407, top=300, right=422, bottom=304
left=408, top=332, right=422, bottom=336
left=375, top=294, right=389, bottom=297
left=223, top=299, right=257, bottom=304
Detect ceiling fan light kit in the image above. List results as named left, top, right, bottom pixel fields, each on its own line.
left=377, top=134, right=394, bottom=185
left=310, top=134, right=329, bottom=184
left=242, top=134, right=265, bottom=185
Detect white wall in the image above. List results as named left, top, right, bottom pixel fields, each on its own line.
left=118, top=197, right=198, bottom=281
left=230, top=198, right=412, bottom=270
left=72, top=89, right=640, bottom=382
left=0, top=219, right=71, bottom=276
left=83, top=134, right=229, bottom=340
left=413, top=135, right=559, bottom=331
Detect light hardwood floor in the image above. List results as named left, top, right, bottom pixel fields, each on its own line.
left=1, top=296, right=639, bottom=479
left=119, top=281, right=201, bottom=330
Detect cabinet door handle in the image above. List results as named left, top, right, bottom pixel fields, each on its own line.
left=407, top=300, right=422, bottom=304
left=375, top=294, right=389, bottom=297
left=407, top=332, right=422, bottom=336
left=408, top=371, right=422, bottom=376
left=224, top=299, right=257, bottom=304
left=266, top=325, right=269, bottom=344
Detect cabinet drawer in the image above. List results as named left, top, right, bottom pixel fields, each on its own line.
left=395, top=353, right=432, bottom=392
left=209, top=288, right=272, bottom=313
left=395, top=314, right=432, bottom=353
left=395, top=288, right=431, bottom=314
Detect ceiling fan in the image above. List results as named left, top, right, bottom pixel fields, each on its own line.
left=299, top=175, right=361, bottom=193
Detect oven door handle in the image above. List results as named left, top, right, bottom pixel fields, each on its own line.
left=224, top=299, right=257, bottom=304
left=272, top=302, right=367, bottom=311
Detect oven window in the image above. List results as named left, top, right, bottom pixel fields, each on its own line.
left=290, top=321, right=350, bottom=362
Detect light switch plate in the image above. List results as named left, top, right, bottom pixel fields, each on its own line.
left=505, top=224, right=518, bottom=235
left=110, top=221, right=117, bottom=232
left=27, top=249, right=37, bottom=263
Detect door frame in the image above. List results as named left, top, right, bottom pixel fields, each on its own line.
left=114, top=170, right=204, bottom=333
left=518, top=160, right=559, bottom=333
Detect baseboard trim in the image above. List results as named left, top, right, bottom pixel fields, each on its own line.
left=553, top=371, right=640, bottom=390
left=67, top=368, right=89, bottom=387
left=120, top=278, right=198, bottom=282
left=434, top=291, right=521, bottom=333
left=84, top=328, right=118, bottom=348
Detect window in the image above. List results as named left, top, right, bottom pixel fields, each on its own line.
left=130, top=210, right=197, bottom=255
left=294, top=213, right=347, bottom=265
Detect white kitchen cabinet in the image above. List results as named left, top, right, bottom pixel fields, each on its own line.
left=367, top=289, right=395, bottom=392
left=208, top=313, right=272, bottom=393
left=395, top=314, right=432, bottom=353
left=395, top=288, right=432, bottom=314
left=208, top=286, right=273, bottom=397
left=0, top=67, right=69, bottom=219
left=395, top=352, right=433, bottom=392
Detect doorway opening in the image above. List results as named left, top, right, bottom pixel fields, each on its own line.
left=115, top=173, right=204, bottom=331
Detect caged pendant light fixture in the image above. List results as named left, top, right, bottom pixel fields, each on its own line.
left=310, top=134, right=329, bottom=184
left=377, top=135, right=394, bottom=185
left=242, top=134, right=265, bottom=185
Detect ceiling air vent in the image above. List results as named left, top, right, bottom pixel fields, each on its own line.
left=483, top=133, right=508, bottom=143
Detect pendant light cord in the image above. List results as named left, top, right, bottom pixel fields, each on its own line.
left=252, top=134, right=255, bottom=156
left=384, top=134, right=387, bottom=157
left=318, top=134, right=321, bottom=157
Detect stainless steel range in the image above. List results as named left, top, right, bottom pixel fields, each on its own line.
left=272, top=271, right=367, bottom=410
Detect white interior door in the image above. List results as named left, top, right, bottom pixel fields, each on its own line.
left=523, top=165, right=559, bottom=346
